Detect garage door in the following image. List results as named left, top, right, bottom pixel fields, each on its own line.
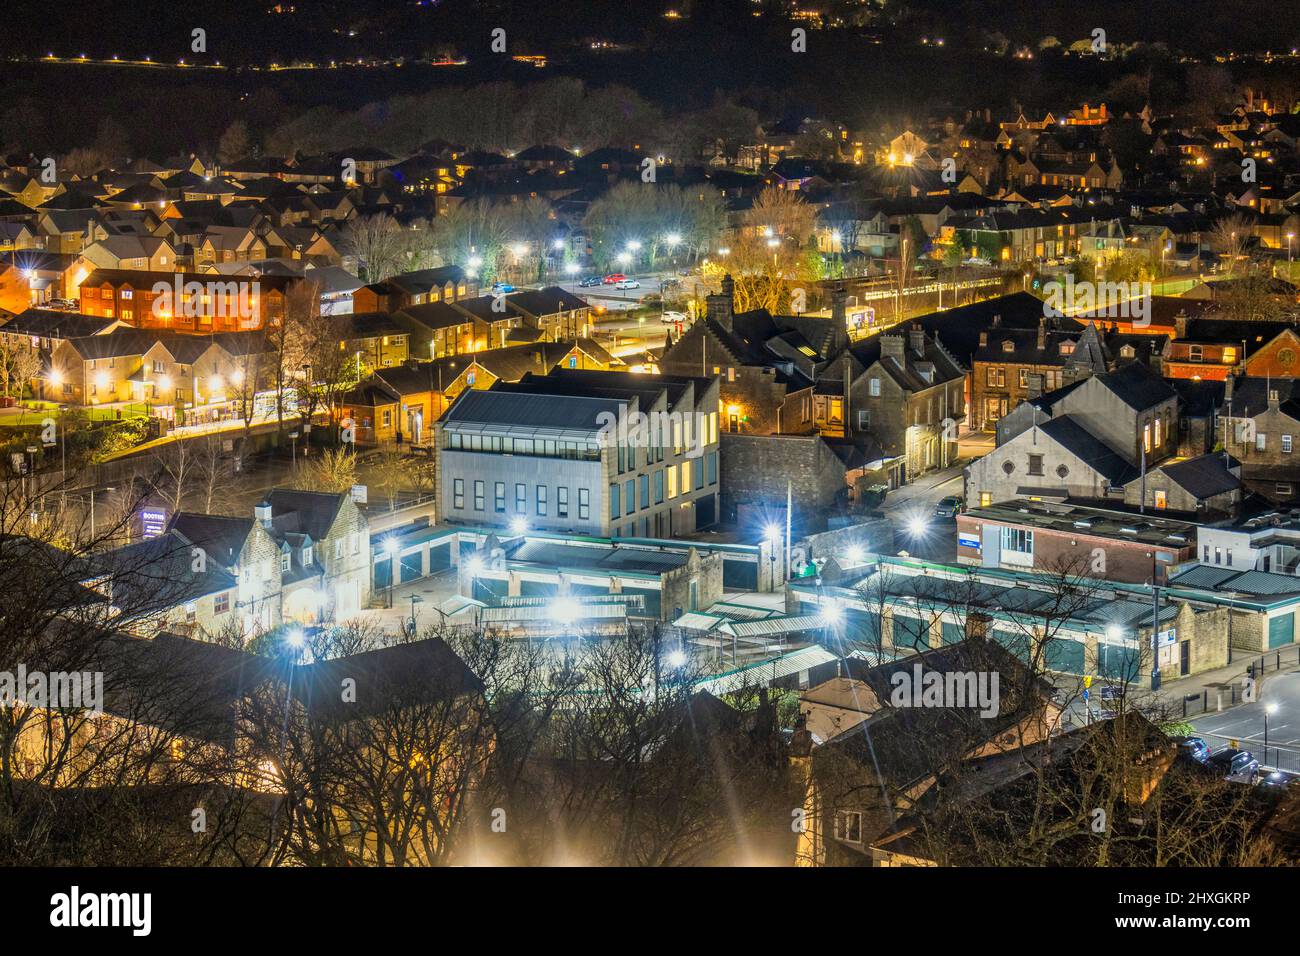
left=1269, top=612, right=1295, bottom=649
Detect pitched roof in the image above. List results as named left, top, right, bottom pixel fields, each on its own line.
left=1039, top=416, right=1138, bottom=484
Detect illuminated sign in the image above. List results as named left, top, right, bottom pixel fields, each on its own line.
left=141, top=509, right=167, bottom=539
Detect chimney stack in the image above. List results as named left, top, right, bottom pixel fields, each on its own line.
left=881, top=333, right=906, bottom=364
left=1037, top=316, right=1047, bottom=351
left=254, top=501, right=272, bottom=528
left=706, top=274, right=735, bottom=332
left=909, top=324, right=925, bottom=357
left=1224, top=375, right=1235, bottom=402
left=1174, top=311, right=1188, bottom=340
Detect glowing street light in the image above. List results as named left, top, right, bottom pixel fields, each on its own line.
left=510, top=516, right=527, bottom=535
left=666, top=649, right=688, bottom=668
left=907, top=515, right=928, bottom=538
left=465, top=555, right=484, bottom=577
left=627, top=240, right=642, bottom=252
left=819, top=605, right=843, bottom=627
left=551, top=596, right=580, bottom=626
left=845, top=544, right=865, bottom=564
left=616, top=252, right=631, bottom=266
left=665, top=232, right=682, bottom=246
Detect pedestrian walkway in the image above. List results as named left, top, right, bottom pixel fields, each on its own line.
left=1154, top=647, right=1300, bottom=720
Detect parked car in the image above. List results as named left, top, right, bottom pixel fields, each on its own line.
left=1206, top=747, right=1259, bottom=782
left=578, top=276, right=602, bottom=287
left=615, top=279, right=641, bottom=290
left=1259, top=769, right=1294, bottom=789
left=661, top=310, right=690, bottom=324
left=602, top=273, right=626, bottom=284
left=490, top=282, right=515, bottom=294
left=1174, top=735, right=1210, bottom=762
left=47, top=298, right=78, bottom=310
left=933, top=495, right=962, bottom=518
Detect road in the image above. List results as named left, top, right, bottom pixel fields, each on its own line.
left=1193, top=670, right=1300, bottom=770
left=878, top=460, right=967, bottom=563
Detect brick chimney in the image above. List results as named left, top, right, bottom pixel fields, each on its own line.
left=706, top=274, right=735, bottom=332
left=1224, top=375, right=1234, bottom=402
left=1037, top=316, right=1047, bottom=351
left=909, top=324, right=925, bottom=357
left=881, top=333, right=906, bottom=364
left=1174, top=311, right=1188, bottom=340
left=831, top=285, right=847, bottom=328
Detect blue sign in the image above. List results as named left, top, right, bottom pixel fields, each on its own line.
left=958, top=533, right=981, bottom=550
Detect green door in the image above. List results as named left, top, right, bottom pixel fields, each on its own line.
left=1269, top=612, right=1295, bottom=649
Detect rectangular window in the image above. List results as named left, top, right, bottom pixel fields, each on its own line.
left=667, top=466, right=678, bottom=499
left=473, top=480, right=485, bottom=511
left=1285, top=435, right=1293, bottom=454
left=858, top=410, right=869, bottom=429
left=214, top=593, right=230, bottom=615
left=516, top=483, right=526, bottom=513
left=654, top=470, right=664, bottom=504
left=280, top=553, right=291, bottom=572
left=706, top=452, right=717, bottom=485
left=536, top=485, right=547, bottom=517
left=610, top=483, right=621, bottom=519
left=578, top=488, right=590, bottom=520
left=834, top=810, right=863, bottom=844
left=1000, top=526, right=1034, bottom=555
left=557, top=486, right=569, bottom=517
left=1026, top=454, right=1043, bottom=476
left=980, top=492, right=991, bottom=507
left=680, top=462, right=690, bottom=495
left=869, top=378, right=880, bottom=397
left=1143, top=423, right=1152, bottom=454
left=639, top=474, right=649, bottom=509
left=624, top=479, right=635, bottom=516
left=494, top=481, right=506, bottom=513
left=453, top=478, right=465, bottom=510
left=693, top=456, right=704, bottom=490
left=1257, top=432, right=1267, bottom=452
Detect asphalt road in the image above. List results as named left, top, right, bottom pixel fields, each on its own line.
left=1193, top=671, right=1300, bottom=770
left=879, top=462, right=966, bottom=563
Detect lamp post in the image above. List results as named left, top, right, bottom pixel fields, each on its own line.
left=1266, top=701, right=1278, bottom=765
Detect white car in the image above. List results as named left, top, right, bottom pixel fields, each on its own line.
left=661, top=310, right=689, bottom=324
left=615, top=279, right=641, bottom=290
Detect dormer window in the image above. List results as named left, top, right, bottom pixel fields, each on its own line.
left=1120, top=345, right=1135, bottom=359
left=302, top=545, right=313, bottom=566
left=280, top=552, right=290, bottom=572
left=1002, top=340, right=1014, bottom=352
left=1059, top=340, right=1075, bottom=355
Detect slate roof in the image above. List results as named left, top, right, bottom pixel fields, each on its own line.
left=1039, top=416, right=1138, bottom=484
left=263, top=489, right=349, bottom=542
left=1156, top=454, right=1242, bottom=500
left=440, top=388, right=626, bottom=434
left=1, top=309, right=117, bottom=338
left=1095, top=361, right=1178, bottom=411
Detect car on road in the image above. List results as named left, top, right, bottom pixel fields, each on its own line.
left=1174, top=735, right=1210, bottom=762
left=1206, top=747, right=1259, bottom=782
left=578, top=276, right=602, bottom=287
left=602, top=273, right=626, bottom=284
left=47, top=298, right=78, bottom=310
left=660, top=310, right=689, bottom=324
left=932, top=495, right=962, bottom=518
left=615, top=279, right=641, bottom=290
left=490, top=282, right=514, bottom=294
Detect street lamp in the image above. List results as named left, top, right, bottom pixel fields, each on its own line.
left=1266, top=701, right=1278, bottom=763
left=383, top=536, right=400, bottom=609
left=510, top=515, right=527, bottom=535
